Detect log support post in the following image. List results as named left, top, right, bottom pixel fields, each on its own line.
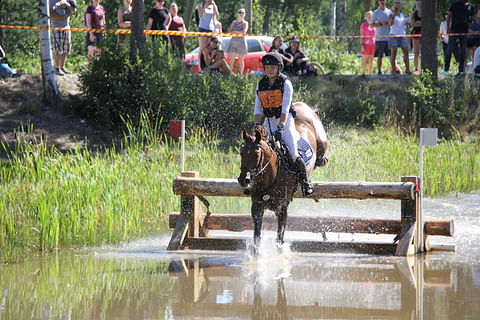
left=396, top=176, right=419, bottom=256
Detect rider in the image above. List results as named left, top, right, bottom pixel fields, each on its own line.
left=253, top=52, right=314, bottom=196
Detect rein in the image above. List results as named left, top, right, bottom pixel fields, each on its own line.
left=242, top=140, right=276, bottom=178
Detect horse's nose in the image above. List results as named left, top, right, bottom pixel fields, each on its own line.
left=237, top=171, right=251, bottom=187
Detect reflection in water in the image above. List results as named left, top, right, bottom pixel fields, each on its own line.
left=0, top=191, right=479, bottom=319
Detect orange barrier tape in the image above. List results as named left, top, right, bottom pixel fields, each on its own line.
left=0, top=24, right=478, bottom=39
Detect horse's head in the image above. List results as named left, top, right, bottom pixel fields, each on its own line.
left=237, top=127, right=269, bottom=188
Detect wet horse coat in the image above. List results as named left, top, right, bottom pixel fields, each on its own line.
left=238, top=102, right=328, bottom=248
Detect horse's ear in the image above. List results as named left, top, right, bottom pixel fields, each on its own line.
left=242, top=128, right=248, bottom=141
left=254, top=129, right=261, bottom=143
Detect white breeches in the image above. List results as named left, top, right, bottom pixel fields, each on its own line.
left=263, top=114, right=300, bottom=160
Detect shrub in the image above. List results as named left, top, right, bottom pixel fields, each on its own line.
left=73, top=40, right=256, bottom=137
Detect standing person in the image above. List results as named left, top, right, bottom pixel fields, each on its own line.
left=167, top=3, right=186, bottom=58
left=370, top=0, right=392, bottom=74
left=49, top=0, right=77, bottom=75
left=439, top=10, right=461, bottom=69
left=197, top=0, right=219, bottom=52
left=360, top=11, right=375, bottom=75
left=253, top=52, right=313, bottom=196
left=117, top=0, right=132, bottom=42
left=444, top=0, right=472, bottom=74
left=411, top=0, right=422, bottom=75
left=388, top=1, right=411, bottom=74
left=226, top=8, right=248, bottom=74
left=85, top=0, right=106, bottom=62
left=466, top=8, right=480, bottom=69
left=146, top=0, right=171, bottom=43
left=473, top=46, right=480, bottom=73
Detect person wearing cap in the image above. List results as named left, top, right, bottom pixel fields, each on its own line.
left=253, top=52, right=314, bottom=196
left=285, top=37, right=309, bottom=76
left=199, top=36, right=231, bottom=74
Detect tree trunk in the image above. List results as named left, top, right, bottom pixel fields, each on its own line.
left=365, top=0, right=372, bottom=12
left=183, top=0, right=195, bottom=30
left=262, top=5, right=270, bottom=34
left=421, top=0, right=438, bottom=79
left=245, top=0, right=252, bottom=33
left=331, top=2, right=336, bottom=37
left=130, top=0, right=144, bottom=61
left=337, top=0, right=347, bottom=43
left=37, top=0, right=59, bottom=108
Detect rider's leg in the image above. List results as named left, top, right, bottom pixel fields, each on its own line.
left=282, top=116, right=314, bottom=196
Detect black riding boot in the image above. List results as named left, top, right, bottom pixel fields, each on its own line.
left=295, top=157, right=314, bottom=196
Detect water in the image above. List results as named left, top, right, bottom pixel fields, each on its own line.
left=1, top=191, right=480, bottom=319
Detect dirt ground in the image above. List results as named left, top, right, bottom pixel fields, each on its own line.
left=0, top=74, right=116, bottom=154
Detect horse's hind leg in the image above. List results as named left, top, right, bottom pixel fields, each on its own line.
left=252, top=202, right=264, bottom=250
left=276, top=206, right=288, bottom=244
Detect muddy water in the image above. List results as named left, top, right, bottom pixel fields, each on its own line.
left=1, top=191, right=480, bottom=319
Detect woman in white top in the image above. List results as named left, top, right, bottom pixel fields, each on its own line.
left=388, top=1, right=411, bottom=74
left=439, top=10, right=460, bottom=71
left=197, top=0, right=219, bottom=51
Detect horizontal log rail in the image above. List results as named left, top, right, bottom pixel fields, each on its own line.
left=173, top=177, right=416, bottom=200
left=169, top=213, right=454, bottom=236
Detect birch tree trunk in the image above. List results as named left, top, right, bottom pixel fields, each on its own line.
left=38, top=0, right=59, bottom=108
left=337, top=0, right=347, bottom=44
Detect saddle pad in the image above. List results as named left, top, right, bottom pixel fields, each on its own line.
left=297, top=136, right=314, bottom=166
left=281, top=136, right=314, bottom=175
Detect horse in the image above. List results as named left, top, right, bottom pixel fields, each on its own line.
left=237, top=102, right=328, bottom=249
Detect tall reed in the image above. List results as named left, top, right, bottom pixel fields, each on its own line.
left=1, top=124, right=479, bottom=262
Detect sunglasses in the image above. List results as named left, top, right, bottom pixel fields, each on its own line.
left=238, top=11, right=245, bottom=14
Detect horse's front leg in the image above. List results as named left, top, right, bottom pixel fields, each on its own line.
left=252, top=201, right=264, bottom=249
left=276, top=206, right=288, bottom=244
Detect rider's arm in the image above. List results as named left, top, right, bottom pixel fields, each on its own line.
left=254, top=83, right=263, bottom=123
left=276, top=79, right=293, bottom=128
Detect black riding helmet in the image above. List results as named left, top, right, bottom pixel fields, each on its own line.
left=261, top=52, right=283, bottom=70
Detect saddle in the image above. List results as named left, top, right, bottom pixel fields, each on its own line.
left=273, top=136, right=314, bottom=175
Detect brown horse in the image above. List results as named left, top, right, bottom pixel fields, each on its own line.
left=237, top=102, right=328, bottom=249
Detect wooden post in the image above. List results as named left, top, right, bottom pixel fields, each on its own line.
left=180, top=171, right=203, bottom=238
left=396, top=176, right=419, bottom=256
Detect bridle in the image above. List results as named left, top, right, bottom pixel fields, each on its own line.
left=241, top=140, right=275, bottom=178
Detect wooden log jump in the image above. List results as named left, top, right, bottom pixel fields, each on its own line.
left=167, top=172, right=455, bottom=256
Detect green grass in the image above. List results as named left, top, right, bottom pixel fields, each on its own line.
left=1, top=123, right=479, bottom=263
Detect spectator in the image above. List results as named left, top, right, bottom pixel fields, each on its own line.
left=197, top=0, right=219, bottom=52
left=167, top=3, right=186, bottom=58
left=85, top=0, right=106, bottom=62
left=0, top=45, right=18, bottom=78
left=360, top=11, right=375, bottom=75
left=388, top=1, right=411, bottom=74
left=439, top=10, right=461, bottom=70
left=444, top=0, right=472, bottom=74
left=466, top=8, right=480, bottom=70
left=371, top=0, right=392, bottom=75
left=49, top=0, right=77, bottom=76
left=473, top=46, right=480, bottom=73
left=200, top=37, right=231, bottom=75
left=213, top=18, right=222, bottom=33
left=226, top=8, right=248, bottom=74
left=146, top=0, right=171, bottom=43
left=285, top=37, right=309, bottom=76
left=269, top=35, right=294, bottom=68
left=411, top=0, right=422, bottom=75
left=117, top=0, right=132, bottom=42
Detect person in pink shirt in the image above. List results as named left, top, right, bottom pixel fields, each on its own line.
left=360, top=11, right=375, bottom=74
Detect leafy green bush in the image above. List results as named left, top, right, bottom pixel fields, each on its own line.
left=73, top=40, right=256, bottom=136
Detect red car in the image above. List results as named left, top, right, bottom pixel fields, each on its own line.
left=184, top=36, right=278, bottom=74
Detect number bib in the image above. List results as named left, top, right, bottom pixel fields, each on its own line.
left=258, top=89, right=283, bottom=109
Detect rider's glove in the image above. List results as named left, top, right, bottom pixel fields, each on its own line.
left=274, top=123, right=284, bottom=141
left=254, top=122, right=261, bottom=130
